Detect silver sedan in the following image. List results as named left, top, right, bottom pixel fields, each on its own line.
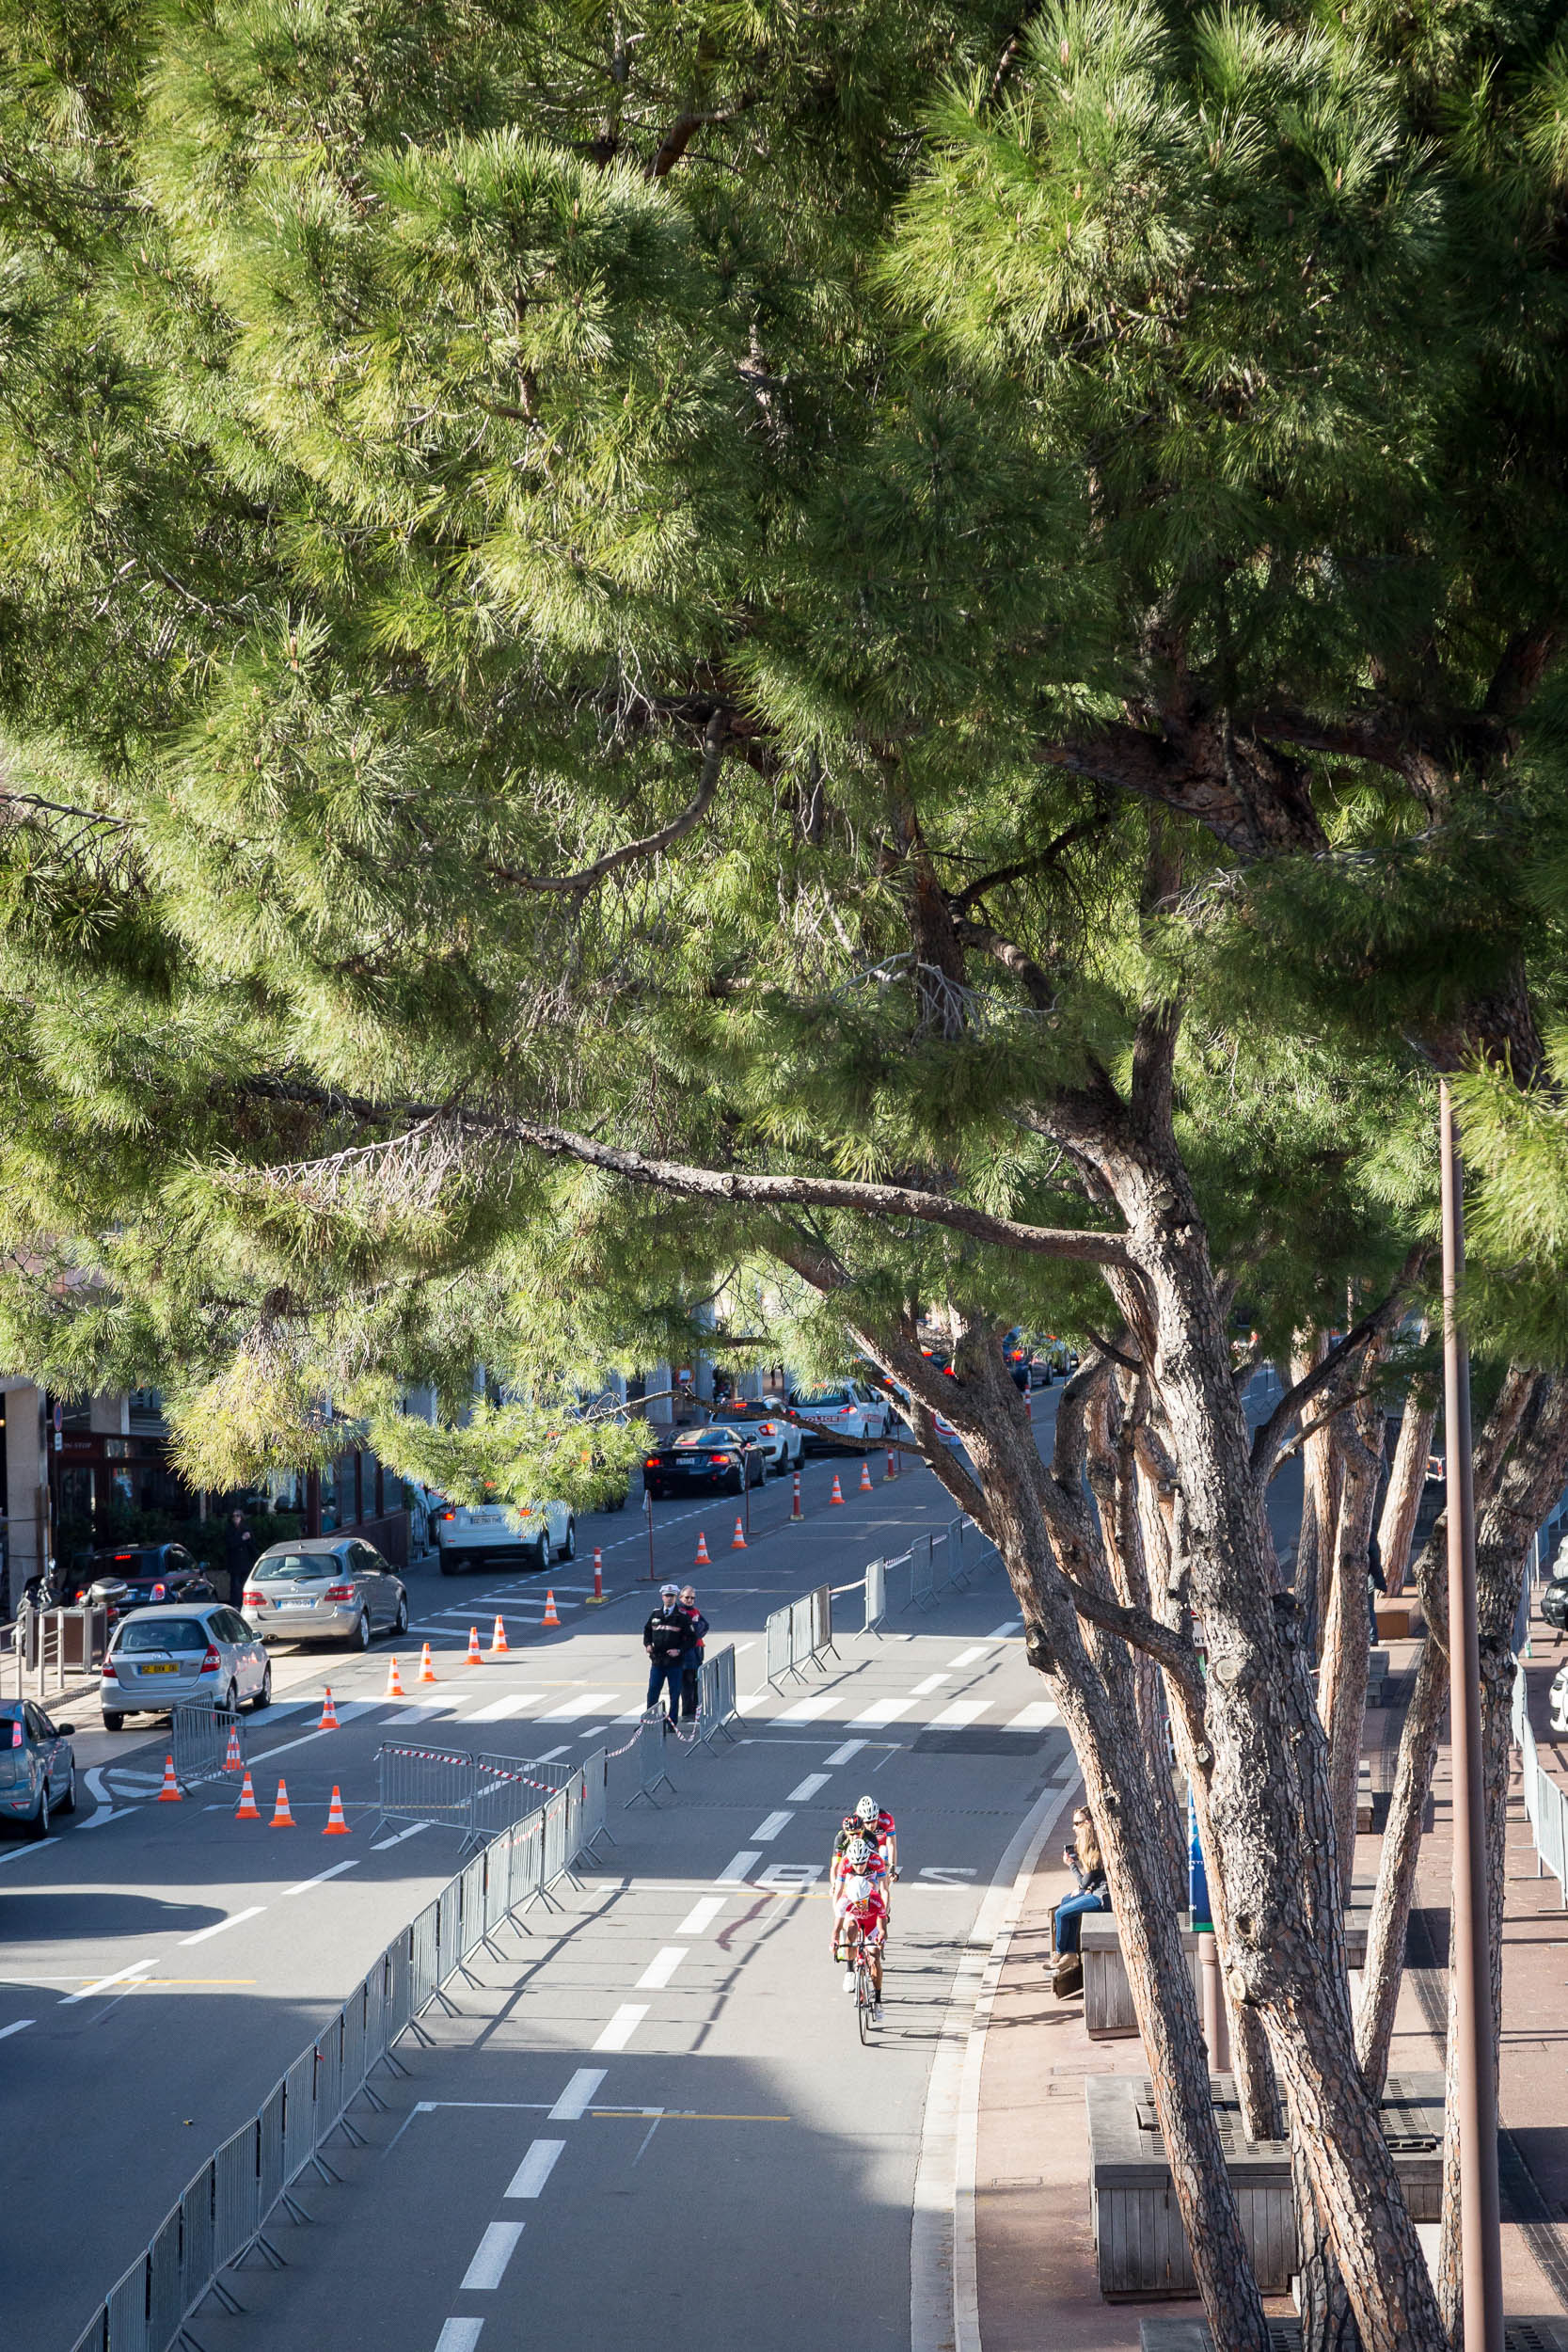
left=240, top=1535, right=409, bottom=1650
left=0, top=1702, right=76, bottom=1836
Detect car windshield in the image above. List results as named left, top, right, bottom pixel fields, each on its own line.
left=253, top=1554, right=334, bottom=1582
left=790, top=1387, right=849, bottom=1407
left=116, top=1616, right=209, bottom=1655
left=673, top=1430, right=737, bottom=1448
left=87, top=1549, right=161, bottom=1581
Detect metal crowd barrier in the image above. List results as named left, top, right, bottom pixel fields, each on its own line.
left=1512, top=1664, right=1568, bottom=1908
left=64, top=1739, right=616, bottom=2352
left=696, top=1644, right=740, bottom=1747
left=625, top=1710, right=677, bottom=1808
left=171, top=1702, right=245, bottom=1793
left=374, top=1740, right=480, bottom=1845
left=764, top=1584, right=835, bottom=1688
left=8, top=1603, right=108, bottom=1699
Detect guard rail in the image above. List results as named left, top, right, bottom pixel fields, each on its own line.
left=1512, top=1664, right=1568, bottom=1908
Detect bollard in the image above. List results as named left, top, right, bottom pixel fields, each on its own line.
left=588, top=1548, right=605, bottom=1604
left=886, top=1446, right=896, bottom=1481
left=792, top=1471, right=802, bottom=1519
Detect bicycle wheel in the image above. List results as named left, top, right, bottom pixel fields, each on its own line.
left=856, top=1960, right=875, bottom=2043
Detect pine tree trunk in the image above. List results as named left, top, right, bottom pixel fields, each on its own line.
left=1378, top=1371, right=1435, bottom=1597
left=1356, top=1573, right=1446, bottom=2094
left=1320, top=1391, right=1385, bottom=1903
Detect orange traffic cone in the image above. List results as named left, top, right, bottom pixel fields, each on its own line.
left=731, top=1517, right=747, bottom=1549
left=695, top=1531, right=711, bottom=1565
left=466, top=1624, right=483, bottom=1665
left=385, top=1655, right=405, bottom=1699
left=830, top=1473, right=845, bottom=1505
left=541, top=1589, right=561, bottom=1629
left=233, top=1769, right=261, bottom=1820
left=223, top=1723, right=244, bottom=1772
left=270, top=1778, right=296, bottom=1828
left=859, top=1460, right=873, bottom=1492
left=490, top=1613, right=510, bottom=1656
left=157, top=1755, right=182, bottom=1803
left=417, top=1642, right=437, bottom=1685
left=323, top=1786, right=350, bottom=1836
left=318, top=1687, right=340, bottom=1731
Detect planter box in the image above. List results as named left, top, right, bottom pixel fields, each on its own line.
left=1087, top=2071, right=1443, bottom=2299
left=1374, top=1597, right=1423, bottom=1640
left=1080, top=1908, right=1370, bottom=2043
left=1140, top=2323, right=1568, bottom=2352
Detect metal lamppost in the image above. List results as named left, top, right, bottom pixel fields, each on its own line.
left=1439, top=1076, right=1504, bottom=2352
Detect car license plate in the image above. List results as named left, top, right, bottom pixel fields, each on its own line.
left=140, top=1661, right=178, bottom=1674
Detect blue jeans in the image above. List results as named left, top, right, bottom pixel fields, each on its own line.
left=646, top=1657, right=684, bottom=1717
left=1054, top=1887, right=1111, bottom=1955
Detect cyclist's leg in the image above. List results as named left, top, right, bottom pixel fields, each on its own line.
left=843, top=1917, right=862, bottom=1990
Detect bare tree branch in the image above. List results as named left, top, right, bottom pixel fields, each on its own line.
left=483, top=712, right=729, bottom=894
left=1249, top=1246, right=1429, bottom=1486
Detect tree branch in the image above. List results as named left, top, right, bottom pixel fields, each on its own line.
left=1249, top=1246, right=1429, bottom=1485
left=483, top=711, right=728, bottom=894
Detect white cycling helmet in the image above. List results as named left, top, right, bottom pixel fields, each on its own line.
left=845, top=1874, right=872, bottom=1906
left=846, top=1836, right=872, bottom=1868
left=854, top=1796, right=879, bottom=1824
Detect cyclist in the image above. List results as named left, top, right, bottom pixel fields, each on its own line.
left=852, top=1793, right=897, bottom=1879
left=836, top=1867, right=888, bottom=2016
left=832, top=1833, right=886, bottom=1952
left=831, top=1812, right=889, bottom=1899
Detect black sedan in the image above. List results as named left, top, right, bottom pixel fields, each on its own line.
left=69, top=1542, right=215, bottom=1625
left=1543, top=1575, right=1568, bottom=1634
left=642, top=1427, right=766, bottom=1500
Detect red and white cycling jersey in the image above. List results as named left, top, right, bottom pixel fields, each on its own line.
left=836, top=1876, right=889, bottom=1944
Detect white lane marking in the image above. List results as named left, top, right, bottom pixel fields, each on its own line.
left=593, top=2004, right=648, bottom=2053
left=80, top=1804, right=141, bottom=1831
left=388, top=1701, right=463, bottom=1726
left=62, top=1957, right=158, bottom=2006
left=911, top=1674, right=951, bottom=1696
left=549, top=2068, right=605, bottom=2120
left=461, top=2222, right=525, bottom=2291
left=540, top=1692, right=620, bottom=1721
left=1007, top=1700, right=1060, bottom=1730
left=737, top=1689, right=769, bottom=1707
left=283, top=1859, right=361, bottom=1896
left=947, top=1646, right=992, bottom=1670
left=467, top=1695, right=544, bottom=1724
left=931, top=1701, right=990, bottom=1729
left=717, top=1850, right=761, bottom=1885
left=776, top=1694, right=838, bottom=1724
left=434, top=2321, right=484, bottom=2352
left=372, top=1822, right=431, bottom=1851
left=786, top=1772, right=831, bottom=1803
left=751, top=1809, right=793, bottom=1841
left=180, top=1904, right=266, bottom=1947
left=675, top=1897, right=725, bottom=1937
left=635, top=1947, right=688, bottom=1991
left=0, top=1838, right=59, bottom=1868
left=824, top=1740, right=867, bottom=1767
left=505, top=2139, right=565, bottom=2199
left=988, top=1618, right=1022, bottom=1637
left=853, top=1699, right=913, bottom=1726
left=734, top=1641, right=757, bottom=1656
left=248, top=1725, right=339, bottom=1762
left=533, top=1744, right=572, bottom=1762
left=0, top=2018, right=35, bottom=2041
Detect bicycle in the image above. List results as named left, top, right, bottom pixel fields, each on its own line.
left=842, top=1919, right=883, bottom=2042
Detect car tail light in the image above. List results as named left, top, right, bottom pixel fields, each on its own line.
left=102, top=1657, right=119, bottom=1679
left=150, top=1581, right=166, bottom=1601
left=199, top=1644, right=222, bottom=1674
left=709, top=1454, right=731, bottom=1466
left=760, top=1422, right=776, bottom=1434
left=243, top=1589, right=264, bottom=1608
left=9, top=1720, right=21, bottom=1747
left=325, top=1583, right=355, bottom=1602
left=438, top=1509, right=455, bottom=1521
left=645, top=1457, right=660, bottom=1470
left=114, top=1552, right=134, bottom=1565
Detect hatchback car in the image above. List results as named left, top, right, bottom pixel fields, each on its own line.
left=721, top=1400, right=803, bottom=1470
left=786, top=1380, right=891, bottom=1452
left=102, top=1603, right=271, bottom=1729
left=0, top=1701, right=76, bottom=1837
left=71, top=1541, right=214, bottom=1624
left=642, top=1428, right=767, bottom=1499
left=241, top=1536, right=410, bottom=1645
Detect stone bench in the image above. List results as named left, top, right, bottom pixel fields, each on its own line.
left=1139, top=2322, right=1567, bottom=2352
left=1086, top=2070, right=1442, bottom=2298
left=1081, top=1906, right=1370, bottom=2042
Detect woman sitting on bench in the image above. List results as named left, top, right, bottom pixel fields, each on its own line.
left=1053, top=1805, right=1111, bottom=1996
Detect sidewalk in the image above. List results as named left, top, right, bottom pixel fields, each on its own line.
left=972, top=1624, right=1568, bottom=2347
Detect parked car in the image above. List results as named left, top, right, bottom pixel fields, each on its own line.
left=1550, top=1660, right=1568, bottom=1734
left=0, top=1701, right=75, bottom=1837
left=240, top=1534, right=410, bottom=1643
left=102, top=1602, right=272, bottom=1729
left=432, top=1498, right=576, bottom=1576
left=70, top=1542, right=214, bottom=1624
left=722, top=1399, right=804, bottom=1470
left=642, top=1428, right=768, bottom=1499
left=1543, top=1574, right=1568, bottom=1634
left=785, top=1380, right=891, bottom=1452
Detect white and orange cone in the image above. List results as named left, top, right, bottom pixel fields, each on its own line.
left=731, top=1517, right=747, bottom=1549
left=490, top=1613, right=510, bottom=1656
left=859, top=1460, right=873, bottom=1492
left=157, top=1755, right=182, bottom=1803
left=417, top=1642, right=437, bottom=1685
left=541, top=1589, right=561, bottom=1629
left=223, top=1723, right=244, bottom=1772
left=318, top=1687, right=340, bottom=1731
left=466, top=1624, right=483, bottom=1665
left=385, top=1655, right=406, bottom=1699
left=695, top=1531, right=711, bottom=1565
left=233, top=1769, right=261, bottom=1821
left=270, top=1778, right=296, bottom=1828
left=830, top=1473, right=845, bottom=1505
left=323, top=1786, right=350, bottom=1836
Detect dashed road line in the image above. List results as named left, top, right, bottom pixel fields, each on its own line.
left=504, top=2140, right=565, bottom=2199
left=548, top=2068, right=605, bottom=2120
left=0, top=2019, right=35, bottom=2042
left=593, top=2004, right=648, bottom=2053
left=854, top=1699, right=913, bottom=1727
left=180, top=1906, right=265, bottom=1947
left=824, top=1740, right=867, bottom=1767
left=717, top=1849, right=761, bottom=1884
left=460, top=2222, right=525, bottom=2291
left=785, top=1772, right=831, bottom=1803
left=911, top=1674, right=951, bottom=1696
left=61, top=1957, right=157, bottom=2006
left=372, top=1822, right=431, bottom=1852
left=675, top=1897, right=726, bottom=1936
left=931, top=1701, right=990, bottom=1729
left=283, top=1859, right=360, bottom=1896
left=635, top=1947, right=688, bottom=1991
left=751, top=1809, right=793, bottom=1841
